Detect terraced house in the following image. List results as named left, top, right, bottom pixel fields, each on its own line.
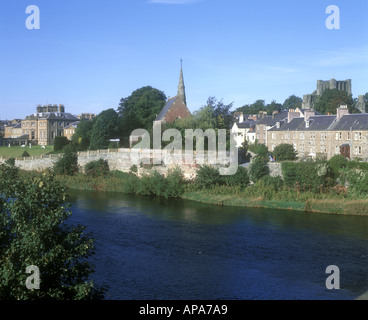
left=267, top=105, right=368, bottom=160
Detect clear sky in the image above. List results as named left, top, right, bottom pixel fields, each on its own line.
left=0, top=0, right=367, bottom=119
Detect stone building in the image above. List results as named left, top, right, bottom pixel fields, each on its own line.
left=155, top=62, right=191, bottom=123
left=231, top=113, right=256, bottom=147
left=21, top=105, right=79, bottom=145
left=302, top=78, right=352, bottom=109
left=63, top=121, right=80, bottom=141
left=254, top=110, right=288, bottom=145
left=267, top=105, right=368, bottom=160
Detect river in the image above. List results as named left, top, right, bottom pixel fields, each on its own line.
left=67, top=190, right=368, bottom=300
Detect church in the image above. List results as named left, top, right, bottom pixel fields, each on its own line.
left=155, top=62, right=191, bottom=123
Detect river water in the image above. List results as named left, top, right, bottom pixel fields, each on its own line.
left=67, top=190, right=368, bottom=300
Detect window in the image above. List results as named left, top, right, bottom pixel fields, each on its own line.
left=31, top=131, right=35, bottom=139
left=358, top=132, right=362, bottom=140
left=355, top=146, right=362, bottom=155
left=321, top=145, right=327, bottom=153
left=300, top=144, right=304, bottom=152
left=335, top=146, right=339, bottom=154
left=31, top=122, right=35, bottom=127
left=347, top=132, right=350, bottom=140
left=272, top=133, right=276, bottom=139
left=300, top=133, right=304, bottom=140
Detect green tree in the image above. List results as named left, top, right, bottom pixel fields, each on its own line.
left=53, top=136, right=69, bottom=152
left=249, top=157, right=270, bottom=183
left=314, top=89, right=354, bottom=115
left=53, top=152, right=79, bottom=176
left=266, top=100, right=283, bottom=115
left=273, top=143, right=297, bottom=161
left=118, top=86, right=167, bottom=137
left=283, top=95, right=303, bottom=109
left=89, top=109, right=120, bottom=150
left=72, top=120, right=93, bottom=150
left=0, top=164, right=104, bottom=299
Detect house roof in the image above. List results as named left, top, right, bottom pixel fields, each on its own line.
left=64, top=121, right=80, bottom=130
left=235, top=120, right=256, bottom=129
left=330, top=114, right=368, bottom=131
left=256, top=111, right=288, bottom=126
left=26, top=112, right=79, bottom=121
left=155, top=97, right=177, bottom=121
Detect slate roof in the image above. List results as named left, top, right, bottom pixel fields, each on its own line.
left=156, top=97, right=177, bottom=121
left=26, top=112, right=78, bottom=121
left=235, top=120, right=256, bottom=129
left=269, top=113, right=368, bottom=132
left=256, top=111, right=288, bottom=126
left=64, top=121, right=80, bottom=130
left=330, top=114, right=368, bottom=131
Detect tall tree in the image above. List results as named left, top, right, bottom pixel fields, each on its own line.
left=314, top=89, right=354, bottom=114
left=89, top=109, right=120, bottom=150
left=0, top=164, right=104, bottom=299
left=283, top=95, right=303, bottom=109
left=118, top=86, right=167, bottom=137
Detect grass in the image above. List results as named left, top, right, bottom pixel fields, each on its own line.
left=0, top=145, right=53, bottom=158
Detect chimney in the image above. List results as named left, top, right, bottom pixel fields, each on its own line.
left=304, top=109, right=315, bottom=120
left=239, top=113, right=244, bottom=123
left=288, top=110, right=300, bottom=123
left=272, top=110, right=279, bottom=119
left=337, top=105, right=349, bottom=120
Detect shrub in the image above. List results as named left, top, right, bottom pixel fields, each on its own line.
left=195, top=165, right=223, bottom=189
left=346, top=161, right=368, bottom=171
left=164, top=167, right=185, bottom=198
left=328, top=155, right=347, bottom=177
left=223, top=166, right=250, bottom=188
left=249, top=143, right=269, bottom=158
left=53, top=152, right=78, bottom=176
left=273, top=144, right=297, bottom=161
left=281, top=160, right=333, bottom=193
left=130, top=165, right=138, bottom=173
left=260, top=175, right=284, bottom=189
left=249, top=157, right=269, bottom=183
left=21, top=151, right=30, bottom=158
left=5, top=158, right=15, bottom=167
left=53, top=136, right=70, bottom=152
left=84, top=159, right=109, bottom=177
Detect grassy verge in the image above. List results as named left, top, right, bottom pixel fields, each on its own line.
left=30, top=171, right=367, bottom=216
left=0, top=145, right=53, bottom=158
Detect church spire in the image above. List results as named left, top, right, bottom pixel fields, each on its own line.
left=177, top=59, right=187, bottom=105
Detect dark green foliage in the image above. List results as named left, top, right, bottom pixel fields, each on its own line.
left=328, top=155, right=348, bottom=177
left=164, top=167, right=185, bottom=198
left=260, top=175, right=284, bottom=189
left=90, top=109, right=120, bottom=150
left=249, top=142, right=269, bottom=158
left=130, top=165, right=138, bottom=173
left=195, top=165, right=223, bottom=189
left=118, top=86, right=167, bottom=138
left=21, top=151, right=30, bottom=158
left=283, top=95, right=303, bottom=109
left=273, top=143, right=297, bottom=161
left=84, top=159, right=109, bottom=177
left=223, top=166, right=250, bottom=188
left=314, top=89, right=354, bottom=114
left=346, top=161, right=368, bottom=171
left=53, top=136, right=69, bottom=152
left=53, top=153, right=79, bottom=176
left=249, top=157, right=270, bottom=182
left=5, top=158, right=15, bottom=167
left=0, top=165, right=104, bottom=299
left=62, top=142, right=78, bottom=154
left=282, top=160, right=333, bottom=193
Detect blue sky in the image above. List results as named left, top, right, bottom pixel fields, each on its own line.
left=0, top=0, right=367, bottom=119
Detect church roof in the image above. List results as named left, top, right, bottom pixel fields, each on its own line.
left=156, top=97, right=177, bottom=121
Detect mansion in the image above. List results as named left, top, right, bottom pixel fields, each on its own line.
left=232, top=106, right=368, bottom=161
left=1, top=105, right=80, bottom=146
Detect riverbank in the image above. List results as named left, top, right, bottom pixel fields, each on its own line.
left=37, top=171, right=368, bottom=216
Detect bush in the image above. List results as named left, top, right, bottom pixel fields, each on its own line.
left=249, top=142, right=269, bottom=158
left=273, top=144, right=297, bottom=161
left=164, top=167, right=185, bottom=198
left=281, top=160, right=333, bottom=193
left=84, top=159, right=109, bottom=177
left=130, top=165, right=138, bottom=173
left=260, top=175, right=284, bottom=189
left=249, top=157, right=270, bottom=183
left=346, top=161, right=368, bottom=171
left=5, top=158, right=15, bottom=167
left=53, top=152, right=79, bottom=176
left=223, top=166, right=250, bottom=188
left=195, top=165, right=223, bottom=189
left=21, top=151, right=30, bottom=158
left=328, top=155, right=348, bottom=177
left=53, top=136, right=70, bottom=152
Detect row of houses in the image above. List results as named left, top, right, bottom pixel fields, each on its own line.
left=232, top=105, right=368, bottom=160
left=0, top=105, right=95, bottom=146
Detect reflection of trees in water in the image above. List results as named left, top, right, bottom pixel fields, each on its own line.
left=68, top=190, right=368, bottom=241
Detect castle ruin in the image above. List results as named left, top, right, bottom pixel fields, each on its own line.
left=302, top=79, right=352, bottom=109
